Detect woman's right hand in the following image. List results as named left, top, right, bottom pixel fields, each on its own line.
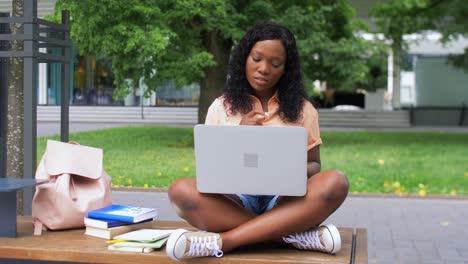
left=239, top=110, right=265, bottom=125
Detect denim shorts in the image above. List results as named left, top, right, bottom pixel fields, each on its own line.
left=237, top=194, right=280, bottom=215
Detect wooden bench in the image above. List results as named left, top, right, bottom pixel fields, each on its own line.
left=0, top=216, right=367, bottom=264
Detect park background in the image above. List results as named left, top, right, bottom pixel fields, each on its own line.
left=1, top=0, right=468, bottom=195
left=2, top=1, right=468, bottom=263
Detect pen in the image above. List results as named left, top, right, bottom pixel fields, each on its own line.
left=107, top=239, right=127, bottom=244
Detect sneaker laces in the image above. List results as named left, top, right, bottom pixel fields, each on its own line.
left=187, top=235, right=224, bottom=258
left=283, top=229, right=324, bottom=251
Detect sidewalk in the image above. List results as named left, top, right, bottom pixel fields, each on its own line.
left=326, top=195, right=468, bottom=264
left=37, top=121, right=468, bottom=137
left=113, top=189, right=468, bottom=264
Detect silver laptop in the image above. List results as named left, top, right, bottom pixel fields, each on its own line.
left=194, top=124, right=307, bottom=196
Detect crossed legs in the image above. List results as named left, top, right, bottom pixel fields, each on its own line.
left=167, top=169, right=349, bottom=252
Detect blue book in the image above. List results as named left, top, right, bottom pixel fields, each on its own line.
left=87, top=204, right=157, bottom=223
left=84, top=217, right=130, bottom=229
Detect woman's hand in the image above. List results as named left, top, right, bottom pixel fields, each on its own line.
left=240, top=110, right=265, bottom=125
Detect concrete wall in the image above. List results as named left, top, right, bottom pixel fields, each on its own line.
left=411, top=108, right=467, bottom=126
left=415, top=56, right=468, bottom=107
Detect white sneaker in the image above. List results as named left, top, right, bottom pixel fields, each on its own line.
left=283, top=224, right=341, bottom=254
left=166, top=229, right=224, bottom=260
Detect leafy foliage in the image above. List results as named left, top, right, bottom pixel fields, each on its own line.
left=434, top=0, right=468, bottom=73
left=275, top=2, right=371, bottom=90
left=355, top=40, right=389, bottom=91
left=55, top=0, right=218, bottom=98
left=371, top=0, right=436, bottom=39
left=371, top=0, right=468, bottom=72
left=54, top=0, right=372, bottom=105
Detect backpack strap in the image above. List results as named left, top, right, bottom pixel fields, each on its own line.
left=33, top=218, right=44, bottom=236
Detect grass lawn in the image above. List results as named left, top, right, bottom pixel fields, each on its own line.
left=37, top=126, right=468, bottom=196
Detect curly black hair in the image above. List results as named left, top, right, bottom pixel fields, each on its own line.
left=223, top=21, right=307, bottom=123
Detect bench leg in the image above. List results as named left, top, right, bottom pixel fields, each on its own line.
left=0, top=191, right=17, bottom=237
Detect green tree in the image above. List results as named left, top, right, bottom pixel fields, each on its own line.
left=370, top=0, right=440, bottom=109
left=371, top=0, right=468, bottom=107
left=55, top=0, right=370, bottom=122
left=355, top=40, right=389, bottom=92
left=7, top=0, right=25, bottom=214
left=432, top=0, right=468, bottom=73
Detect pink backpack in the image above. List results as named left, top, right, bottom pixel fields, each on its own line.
left=32, top=140, right=112, bottom=235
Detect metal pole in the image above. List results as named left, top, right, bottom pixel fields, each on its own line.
left=141, top=89, right=144, bottom=119
left=22, top=0, right=38, bottom=215
left=60, top=10, right=70, bottom=142
left=0, top=12, right=9, bottom=178
left=459, top=102, right=466, bottom=127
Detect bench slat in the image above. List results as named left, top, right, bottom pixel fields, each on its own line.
left=354, top=228, right=368, bottom=264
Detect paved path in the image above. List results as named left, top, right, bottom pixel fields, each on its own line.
left=37, top=122, right=152, bottom=137
left=38, top=121, right=468, bottom=137
left=113, top=190, right=468, bottom=264
left=326, top=195, right=468, bottom=264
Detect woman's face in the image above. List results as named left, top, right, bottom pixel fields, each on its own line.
left=245, top=39, right=286, bottom=97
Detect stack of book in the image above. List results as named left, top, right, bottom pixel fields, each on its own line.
left=84, top=204, right=158, bottom=240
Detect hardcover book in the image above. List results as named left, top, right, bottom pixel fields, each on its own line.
left=84, top=217, right=129, bottom=229
left=87, top=204, right=157, bottom=223
left=84, top=217, right=152, bottom=229
left=114, top=229, right=174, bottom=242
left=107, top=245, right=155, bottom=253
left=84, top=220, right=155, bottom=239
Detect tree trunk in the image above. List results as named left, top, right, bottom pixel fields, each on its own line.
left=198, top=30, right=232, bottom=123
left=391, top=35, right=402, bottom=110
left=7, top=0, right=24, bottom=214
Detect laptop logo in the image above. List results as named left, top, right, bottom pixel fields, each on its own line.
left=243, top=153, right=258, bottom=168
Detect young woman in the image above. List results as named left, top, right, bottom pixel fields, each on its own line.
left=166, top=22, right=349, bottom=260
